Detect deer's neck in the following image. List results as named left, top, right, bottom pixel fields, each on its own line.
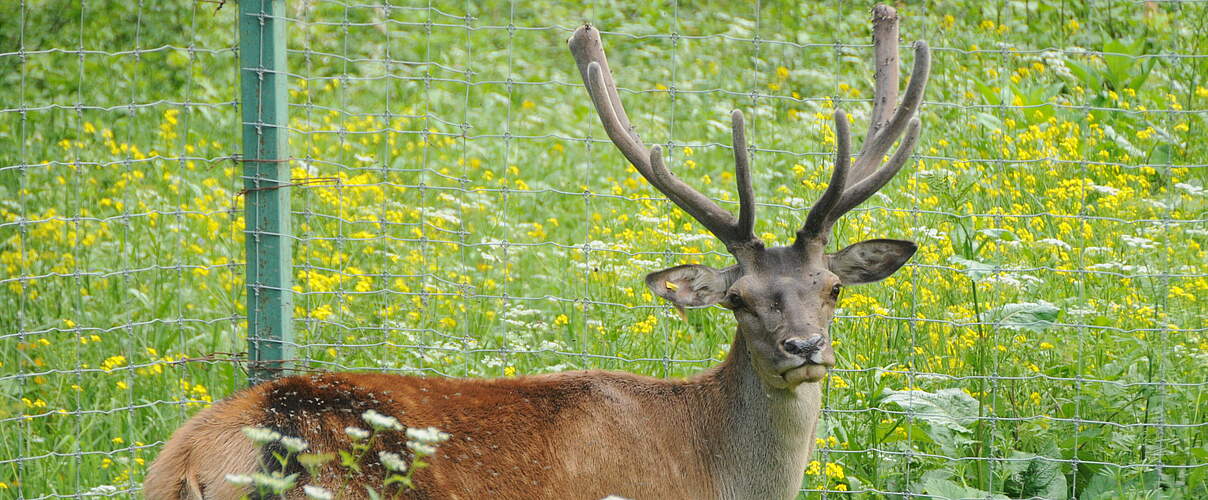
left=701, top=329, right=821, bottom=499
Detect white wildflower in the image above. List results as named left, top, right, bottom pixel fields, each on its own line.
left=405, top=427, right=451, bottom=445
left=280, top=436, right=309, bottom=453
left=345, top=426, right=370, bottom=440
left=379, top=451, right=409, bottom=472
left=241, top=426, right=282, bottom=445
left=303, top=485, right=334, bottom=500
left=362, top=409, right=402, bottom=431
left=407, top=441, right=437, bottom=456
left=1035, top=238, right=1071, bottom=250
left=1175, top=182, right=1205, bottom=197
left=1120, top=235, right=1156, bottom=249
left=250, top=472, right=295, bottom=491
left=82, top=485, right=119, bottom=496
left=224, top=474, right=254, bottom=486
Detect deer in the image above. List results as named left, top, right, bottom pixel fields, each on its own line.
left=143, top=5, right=929, bottom=499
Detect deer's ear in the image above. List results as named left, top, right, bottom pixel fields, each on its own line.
left=828, top=239, right=917, bottom=285
left=645, top=264, right=740, bottom=308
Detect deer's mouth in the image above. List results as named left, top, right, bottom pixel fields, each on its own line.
left=782, top=363, right=831, bottom=385
left=779, top=338, right=835, bottom=385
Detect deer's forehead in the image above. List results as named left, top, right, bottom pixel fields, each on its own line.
left=737, top=267, right=836, bottom=294
left=744, top=246, right=830, bottom=275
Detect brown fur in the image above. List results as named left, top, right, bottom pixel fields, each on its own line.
left=143, top=336, right=821, bottom=500
left=144, top=386, right=265, bottom=499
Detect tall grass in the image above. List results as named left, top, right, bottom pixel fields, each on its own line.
left=1, top=1, right=1205, bottom=497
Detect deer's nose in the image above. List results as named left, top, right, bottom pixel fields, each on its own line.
left=782, top=335, right=826, bottom=357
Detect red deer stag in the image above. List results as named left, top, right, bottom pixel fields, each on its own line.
left=144, top=5, right=928, bottom=499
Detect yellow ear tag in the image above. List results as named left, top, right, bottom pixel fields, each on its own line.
left=663, top=281, right=688, bottom=321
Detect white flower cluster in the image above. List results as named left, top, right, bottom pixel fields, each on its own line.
left=362, top=409, right=403, bottom=431
left=404, top=426, right=450, bottom=456
left=345, top=426, right=370, bottom=440
left=303, top=485, right=334, bottom=500
left=405, top=427, right=451, bottom=445
left=1041, top=50, right=1073, bottom=79
left=407, top=441, right=437, bottom=456
left=224, top=472, right=295, bottom=492
left=224, top=474, right=253, bottom=486
left=378, top=451, right=409, bottom=472
left=281, top=436, right=309, bottom=453
left=241, top=426, right=282, bottom=445
left=241, top=426, right=309, bottom=452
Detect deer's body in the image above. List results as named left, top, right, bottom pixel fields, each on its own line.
left=146, top=6, right=929, bottom=499
left=145, top=332, right=819, bottom=500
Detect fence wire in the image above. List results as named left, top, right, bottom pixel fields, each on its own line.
left=1, top=0, right=1206, bottom=498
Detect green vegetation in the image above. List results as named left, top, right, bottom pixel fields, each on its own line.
left=2, top=1, right=1205, bottom=498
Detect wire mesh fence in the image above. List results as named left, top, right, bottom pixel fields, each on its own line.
left=2, top=0, right=1206, bottom=498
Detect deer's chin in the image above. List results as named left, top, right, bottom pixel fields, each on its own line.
left=782, top=363, right=831, bottom=386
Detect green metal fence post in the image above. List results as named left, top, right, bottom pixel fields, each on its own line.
left=240, top=0, right=293, bottom=385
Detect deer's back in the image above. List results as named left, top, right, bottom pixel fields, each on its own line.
left=145, top=370, right=720, bottom=499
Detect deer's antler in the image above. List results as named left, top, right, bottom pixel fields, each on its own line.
left=795, top=4, right=930, bottom=250
left=569, top=25, right=759, bottom=252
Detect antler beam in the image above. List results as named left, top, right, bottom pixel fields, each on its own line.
left=569, top=25, right=759, bottom=249
left=796, top=4, right=930, bottom=247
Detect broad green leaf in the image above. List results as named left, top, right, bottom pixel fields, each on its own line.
left=948, top=255, right=996, bottom=282
left=922, top=476, right=1008, bottom=500
left=986, top=301, right=1061, bottom=332
left=881, top=388, right=980, bottom=456
left=1128, top=57, right=1157, bottom=91
left=1001, top=451, right=1068, bottom=500
left=974, top=80, right=1001, bottom=105
left=1148, top=143, right=1173, bottom=167
left=1066, top=59, right=1101, bottom=90
left=978, top=228, right=1018, bottom=242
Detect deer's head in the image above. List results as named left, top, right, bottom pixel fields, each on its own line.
left=569, top=7, right=929, bottom=389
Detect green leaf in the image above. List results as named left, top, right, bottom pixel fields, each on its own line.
left=339, top=449, right=362, bottom=473
left=978, top=228, right=1018, bottom=242
left=881, top=388, right=980, bottom=456
left=1148, top=143, right=1173, bottom=167
left=973, top=80, right=1001, bottom=105
left=948, top=256, right=996, bottom=282
left=298, top=452, right=336, bottom=469
left=1001, top=451, right=1068, bottom=500
left=922, top=475, right=1009, bottom=500
left=985, top=301, right=1061, bottom=332
left=1079, top=468, right=1165, bottom=500
left=1128, top=57, right=1157, bottom=91
left=1102, top=40, right=1135, bottom=89
left=973, top=112, right=1004, bottom=131
left=1066, top=59, right=1101, bottom=90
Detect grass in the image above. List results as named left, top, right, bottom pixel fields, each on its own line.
left=1, top=0, right=1206, bottom=498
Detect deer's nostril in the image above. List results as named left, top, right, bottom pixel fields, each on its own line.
left=783, top=335, right=826, bottom=357
left=783, top=337, right=811, bottom=356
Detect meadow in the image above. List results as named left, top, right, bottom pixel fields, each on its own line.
left=1, top=0, right=1206, bottom=498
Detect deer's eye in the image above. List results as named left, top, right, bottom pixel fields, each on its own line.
left=724, top=291, right=746, bottom=310
left=830, top=283, right=843, bottom=300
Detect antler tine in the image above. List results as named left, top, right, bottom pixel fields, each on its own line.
left=849, top=40, right=930, bottom=181
left=731, top=110, right=756, bottom=242
left=858, top=4, right=901, bottom=169
left=796, top=109, right=851, bottom=246
left=794, top=6, right=930, bottom=247
left=829, top=41, right=929, bottom=223
left=828, top=117, right=919, bottom=220
left=570, top=24, right=760, bottom=248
